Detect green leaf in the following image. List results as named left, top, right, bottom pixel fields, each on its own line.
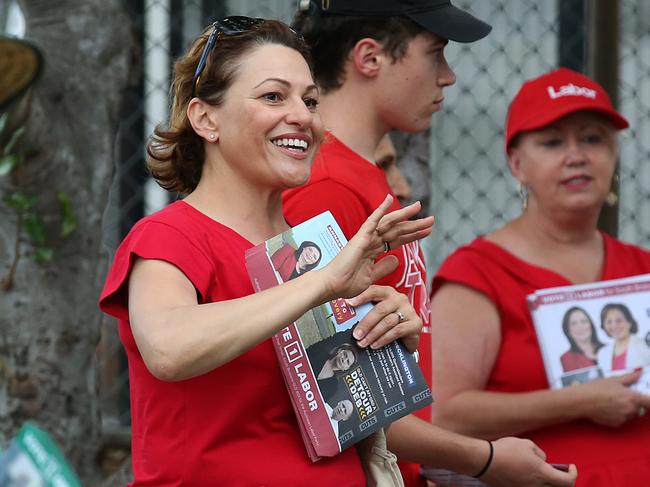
left=23, top=214, right=47, bottom=245
left=2, top=192, right=37, bottom=210
left=33, top=247, right=54, bottom=262
left=0, top=154, right=18, bottom=176
left=3, top=127, right=25, bottom=155
left=57, top=191, right=77, bottom=237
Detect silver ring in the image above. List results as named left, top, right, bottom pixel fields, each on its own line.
left=639, top=406, right=647, bottom=417
left=383, top=241, right=390, bottom=252
left=394, top=311, right=405, bottom=323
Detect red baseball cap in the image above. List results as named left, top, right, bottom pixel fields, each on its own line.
left=505, top=67, right=629, bottom=153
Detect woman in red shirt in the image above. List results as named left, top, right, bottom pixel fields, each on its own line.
left=430, top=68, right=650, bottom=486
left=99, top=17, right=432, bottom=486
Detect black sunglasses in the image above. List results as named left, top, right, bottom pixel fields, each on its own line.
left=192, top=16, right=265, bottom=96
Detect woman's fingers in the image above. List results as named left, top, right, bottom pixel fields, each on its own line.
left=353, top=196, right=434, bottom=265
left=539, top=462, right=578, bottom=486
left=329, top=195, right=431, bottom=301
left=582, top=373, right=650, bottom=426
left=375, top=200, right=422, bottom=233
left=360, top=194, right=394, bottom=236
left=363, top=198, right=434, bottom=249
left=617, top=369, right=642, bottom=386
left=351, top=285, right=421, bottom=351
left=380, top=216, right=435, bottom=249
left=377, top=212, right=434, bottom=254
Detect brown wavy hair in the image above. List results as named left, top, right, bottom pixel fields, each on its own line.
left=146, top=19, right=312, bottom=194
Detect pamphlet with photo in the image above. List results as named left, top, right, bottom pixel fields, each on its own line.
left=527, top=273, right=650, bottom=394
left=245, top=211, right=432, bottom=460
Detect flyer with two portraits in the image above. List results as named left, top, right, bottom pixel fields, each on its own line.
left=245, top=211, right=432, bottom=461
left=528, top=273, right=650, bottom=394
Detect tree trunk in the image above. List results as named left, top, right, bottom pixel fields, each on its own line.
left=0, top=1, right=132, bottom=483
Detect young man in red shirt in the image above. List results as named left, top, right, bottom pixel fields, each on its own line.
left=283, top=1, right=578, bottom=486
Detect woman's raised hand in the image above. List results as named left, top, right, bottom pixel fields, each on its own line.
left=319, top=194, right=434, bottom=301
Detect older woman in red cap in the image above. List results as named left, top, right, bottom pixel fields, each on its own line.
left=429, top=67, right=650, bottom=486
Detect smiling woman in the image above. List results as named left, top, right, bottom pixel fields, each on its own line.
left=271, top=240, right=322, bottom=281
left=597, top=303, right=650, bottom=371
left=98, top=16, right=432, bottom=487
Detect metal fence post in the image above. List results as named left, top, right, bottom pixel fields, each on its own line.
left=587, top=0, right=620, bottom=237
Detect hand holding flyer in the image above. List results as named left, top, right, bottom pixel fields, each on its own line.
left=347, top=284, right=421, bottom=353
left=245, top=210, right=432, bottom=460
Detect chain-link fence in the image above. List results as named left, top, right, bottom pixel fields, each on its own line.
left=88, top=0, right=650, bottom=444
left=427, top=0, right=650, bottom=271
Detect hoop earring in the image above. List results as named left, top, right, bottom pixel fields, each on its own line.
left=517, top=182, right=528, bottom=210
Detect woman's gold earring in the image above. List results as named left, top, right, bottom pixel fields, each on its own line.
left=605, top=192, right=618, bottom=206
left=517, top=182, right=528, bottom=210
left=605, top=174, right=619, bottom=207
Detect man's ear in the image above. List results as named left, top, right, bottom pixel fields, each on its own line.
left=187, top=98, right=220, bottom=142
left=350, top=38, right=384, bottom=78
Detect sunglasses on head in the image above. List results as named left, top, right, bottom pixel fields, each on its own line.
left=192, top=16, right=265, bottom=97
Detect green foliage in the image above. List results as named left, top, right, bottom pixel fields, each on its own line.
left=33, top=247, right=54, bottom=263
left=3, top=126, right=25, bottom=155
left=2, top=192, right=37, bottom=211
left=57, top=191, right=77, bottom=237
left=1, top=119, right=73, bottom=285
left=23, top=214, right=47, bottom=245
left=0, top=154, right=18, bottom=176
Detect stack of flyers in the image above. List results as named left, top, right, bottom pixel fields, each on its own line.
left=245, top=211, right=432, bottom=460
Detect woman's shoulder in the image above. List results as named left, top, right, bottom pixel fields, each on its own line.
left=603, top=233, right=650, bottom=257
left=126, top=201, right=192, bottom=236
left=437, top=235, right=518, bottom=276
left=432, top=236, right=516, bottom=303
left=603, top=233, right=650, bottom=275
left=630, top=334, right=649, bottom=348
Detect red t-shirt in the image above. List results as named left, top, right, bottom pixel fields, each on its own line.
left=99, top=200, right=365, bottom=487
left=432, top=234, right=650, bottom=486
left=612, top=349, right=628, bottom=371
left=283, top=134, right=432, bottom=487
left=560, top=350, right=596, bottom=373
left=270, top=243, right=297, bottom=282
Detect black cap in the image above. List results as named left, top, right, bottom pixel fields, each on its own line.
left=301, top=0, right=491, bottom=43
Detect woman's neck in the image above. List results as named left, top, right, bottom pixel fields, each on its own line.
left=576, top=338, right=596, bottom=359
left=614, top=336, right=631, bottom=355
left=517, top=200, right=601, bottom=245
left=489, top=204, right=605, bottom=283
left=184, top=158, right=289, bottom=244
